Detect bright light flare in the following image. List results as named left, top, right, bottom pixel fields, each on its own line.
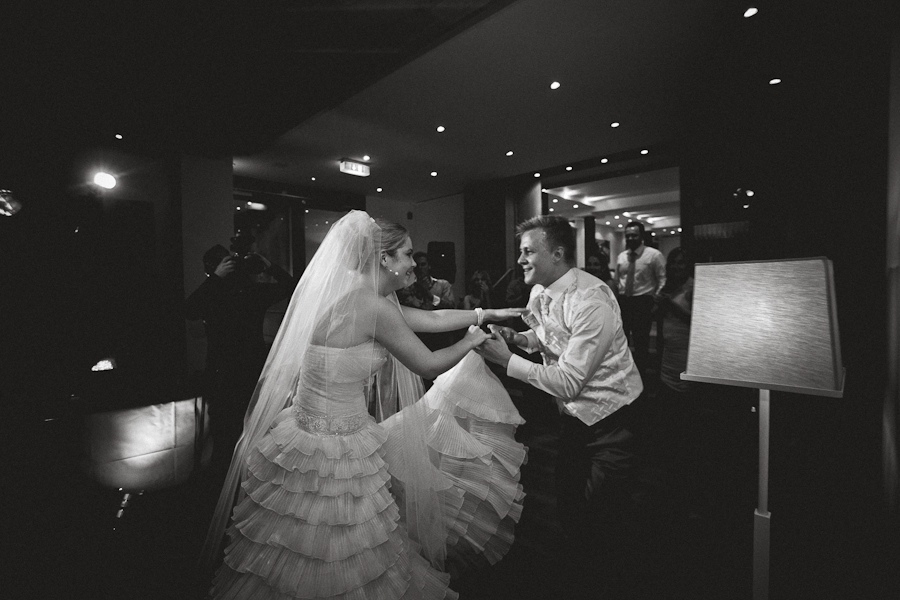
left=93, top=172, right=117, bottom=189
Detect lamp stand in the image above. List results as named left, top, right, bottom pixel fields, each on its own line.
left=753, top=388, right=771, bottom=600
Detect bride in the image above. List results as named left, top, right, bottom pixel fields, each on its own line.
left=201, top=211, right=528, bottom=599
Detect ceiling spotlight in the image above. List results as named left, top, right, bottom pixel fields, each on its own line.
left=573, top=203, right=579, bottom=208
left=743, top=204, right=750, bottom=209
left=550, top=81, right=561, bottom=90
left=614, top=215, right=620, bottom=219
left=430, top=171, right=438, bottom=177
left=436, top=126, right=445, bottom=132
left=611, top=122, right=620, bottom=128
left=534, top=172, right=540, bottom=178
left=744, top=7, right=758, bottom=18
left=606, top=221, right=611, bottom=225
left=769, top=78, right=781, bottom=85
left=746, top=190, right=755, bottom=196
left=311, top=177, right=316, bottom=181
left=305, top=209, right=309, bottom=213
left=376, top=187, right=383, bottom=192
left=114, top=134, right=123, bottom=140
left=601, top=158, right=608, bottom=164
left=506, top=151, right=514, bottom=157
left=618, top=224, right=623, bottom=228
left=552, top=198, right=558, bottom=203
left=670, top=230, right=676, bottom=234
left=640, top=149, right=649, bottom=155
left=651, top=232, right=656, bottom=236
left=678, top=227, right=682, bottom=232
left=363, top=155, right=371, bottom=161
left=93, top=172, right=116, bottom=189
left=541, top=188, right=547, bottom=192
left=566, top=166, right=572, bottom=171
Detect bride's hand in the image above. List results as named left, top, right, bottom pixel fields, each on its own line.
left=483, top=307, right=527, bottom=322
left=463, top=325, right=491, bottom=349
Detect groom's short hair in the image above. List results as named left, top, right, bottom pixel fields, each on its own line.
left=516, top=215, right=576, bottom=263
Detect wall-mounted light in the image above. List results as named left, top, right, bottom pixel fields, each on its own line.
left=93, top=172, right=117, bottom=189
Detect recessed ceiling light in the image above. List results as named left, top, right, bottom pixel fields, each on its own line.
left=640, top=149, right=649, bottom=155
left=534, top=172, right=540, bottom=178
left=436, top=126, right=445, bottom=132
left=376, top=187, right=383, bottom=192
left=743, top=204, right=750, bottom=209
left=362, top=155, right=371, bottom=161
left=614, top=215, right=620, bottom=219
left=678, top=227, right=683, bottom=232
left=506, top=150, right=513, bottom=156
left=115, top=134, right=123, bottom=140
left=746, top=190, right=755, bottom=196
left=744, top=7, right=758, bottom=18
left=601, top=158, right=608, bottom=164
left=431, top=171, right=438, bottom=177
left=552, top=198, right=558, bottom=203
left=305, top=209, right=309, bottom=213
left=769, top=78, right=781, bottom=85
left=573, top=203, right=579, bottom=208
left=606, top=221, right=611, bottom=225
left=618, top=224, right=623, bottom=228
left=611, top=122, right=620, bottom=128
left=550, top=81, right=561, bottom=90
left=311, top=177, right=316, bottom=181
left=541, top=188, right=547, bottom=192
left=549, top=208, right=554, bottom=212
left=651, top=232, right=656, bottom=236
left=566, top=166, right=572, bottom=171
left=670, top=231, right=676, bottom=234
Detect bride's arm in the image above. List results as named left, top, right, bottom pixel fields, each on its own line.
left=399, top=305, right=526, bottom=333
left=375, top=298, right=489, bottom=379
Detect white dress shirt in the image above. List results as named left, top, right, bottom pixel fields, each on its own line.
left=615, top=244, right=666, bottom=297
left=506, top=268, right=643, bottom=426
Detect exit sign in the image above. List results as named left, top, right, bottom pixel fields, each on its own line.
left=339, top=159, right=370, bottom=177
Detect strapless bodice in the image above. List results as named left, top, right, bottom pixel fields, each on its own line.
left=291, top=341, right=387, bottom=434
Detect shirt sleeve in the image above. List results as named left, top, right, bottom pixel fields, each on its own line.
left=436, top=281, right=456, bottom=308
left=505, top=291, right=616, bottom=400
left=653, top=252, right=667, bottom=294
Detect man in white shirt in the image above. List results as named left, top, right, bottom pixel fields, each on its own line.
left=479, top=215, right=643, bottom=553
left=615, top=221, right=666, bottom=376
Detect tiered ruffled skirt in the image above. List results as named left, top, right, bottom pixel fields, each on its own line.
left=211, top=353, right=526, bottom=599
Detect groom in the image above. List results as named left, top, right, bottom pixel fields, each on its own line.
left=478, top=215, right=643, bottom=552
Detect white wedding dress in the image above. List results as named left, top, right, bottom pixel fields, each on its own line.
left=210, top=343, right=526, bottom=599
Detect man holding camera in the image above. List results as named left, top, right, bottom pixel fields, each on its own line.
left=185, top=236, right=296, bottom=475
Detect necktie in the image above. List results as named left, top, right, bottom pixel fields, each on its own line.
left=625, top=251, right=636, bottom=297
left=539, top=292, right=551, bottom=319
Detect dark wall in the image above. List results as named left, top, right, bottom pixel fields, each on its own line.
left=677, top=3, right=893, bottom=596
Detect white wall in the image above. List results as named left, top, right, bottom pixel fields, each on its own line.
left=367, top=194, right=466, bottom=300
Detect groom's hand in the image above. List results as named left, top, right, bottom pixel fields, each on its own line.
left=476, top=332, right=514, bottom=368
left=488, top=325, right=523, bottom=346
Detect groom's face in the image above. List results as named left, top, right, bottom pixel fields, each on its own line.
left=518, top=229, right=556, bottom=287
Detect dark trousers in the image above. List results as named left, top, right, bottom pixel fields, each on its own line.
left=618, top=294, right=655, bottom=375
left=555, top=403, right=641, bottom=546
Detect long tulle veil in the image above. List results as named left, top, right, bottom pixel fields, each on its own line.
left=200, top=210, right=451, bottom=572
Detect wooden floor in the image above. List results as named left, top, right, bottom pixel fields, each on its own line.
left=16, top=356, right=898, bottom=600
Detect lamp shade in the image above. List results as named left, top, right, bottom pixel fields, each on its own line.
left=682, top=257, right=844, bottom=397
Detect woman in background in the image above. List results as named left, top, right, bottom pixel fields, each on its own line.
left=461, top=270, right=493, bottom=310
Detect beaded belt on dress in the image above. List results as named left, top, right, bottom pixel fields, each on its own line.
left=292, top=405, right=369, bottom=436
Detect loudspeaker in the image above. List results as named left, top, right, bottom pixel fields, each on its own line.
left=427, top=241, right=456, bottom=284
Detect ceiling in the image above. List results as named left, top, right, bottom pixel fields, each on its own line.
left=7, top=0, right=765, bottom=231
left=232, top=0, right=739, bottom=230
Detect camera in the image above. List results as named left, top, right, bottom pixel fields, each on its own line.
left=229, top=230, right=267, bottom=276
